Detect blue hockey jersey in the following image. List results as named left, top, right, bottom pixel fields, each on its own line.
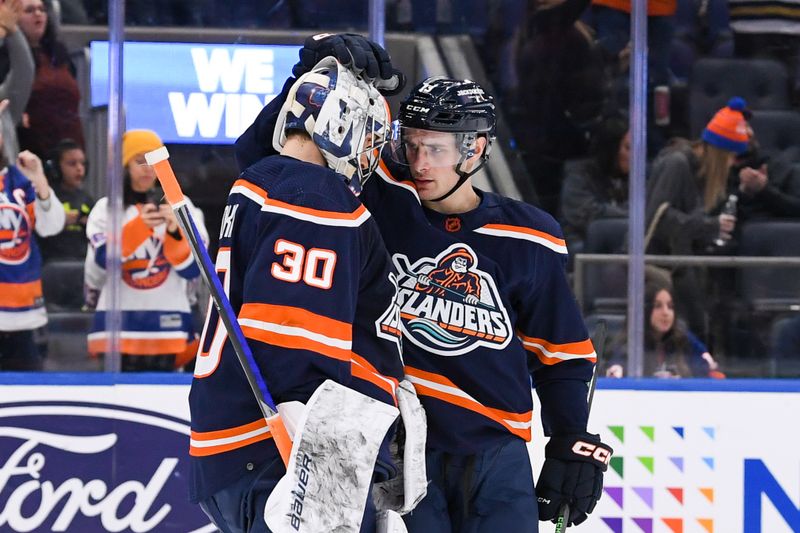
left=234, top=77, right=597, bottom=455
left=189, top=155, right=404, bottom=502
left=362, top=163, right=596, bottom=453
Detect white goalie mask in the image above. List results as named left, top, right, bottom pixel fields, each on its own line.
left=273, top=57, right=390, bottom=195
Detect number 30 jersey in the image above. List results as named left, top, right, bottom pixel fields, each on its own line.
left=189, top=155, right=404, bottom=502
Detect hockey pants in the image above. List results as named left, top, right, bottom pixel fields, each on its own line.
left=403, top=438, right=538, bottom=533
left=199, top=453, right=378, bottom=533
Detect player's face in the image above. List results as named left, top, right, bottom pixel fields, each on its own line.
left=20, top=0, right=48, bottom=45
left=128, top=154, right=157, bottom=193
left=404, top=129, right=463, bottom=200
left=650, top=289, right=675, bottom=336
left=59, top=148, right=86, bottom=189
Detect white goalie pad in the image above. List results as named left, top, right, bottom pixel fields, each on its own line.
left=264, top=379, right=400, bottom=533
left=377, top=510, right=409, bottom=533
left=373, top=380, right=428, bottom=515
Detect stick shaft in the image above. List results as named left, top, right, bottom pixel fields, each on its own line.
left=553, top=320, right=607, bottom=531
left=148, top=150, right=292, bottom=465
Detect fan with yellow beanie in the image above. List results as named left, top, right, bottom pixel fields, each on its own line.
left=83, top=129, right=209, bottom=371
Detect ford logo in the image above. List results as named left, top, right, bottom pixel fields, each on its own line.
left=0, top=401, right=214, bottom=532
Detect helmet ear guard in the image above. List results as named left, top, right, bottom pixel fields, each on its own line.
left=273, top=57, right=390, bottom=194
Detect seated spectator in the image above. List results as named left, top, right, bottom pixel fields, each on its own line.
left=561, top=115, right=630, bottom=250
left=0, top=136, right=65, bottom=370
left=0, top=0, right=35, bottom=164
left=645, top=97, right=750, bottom=332
left=16, top=0, right=84, bottom=159
left=38, top=138, right=93, bottom=262
left=730, top=146, right=800, bottom=222
left=605, top=281, right=724, bottom=378
left=84, top=130, right=207, bottom=372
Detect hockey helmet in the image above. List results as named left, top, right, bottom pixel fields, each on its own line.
left=273, top=57, right=390, bottom=195
left=389, top=77, right=496, bottom=201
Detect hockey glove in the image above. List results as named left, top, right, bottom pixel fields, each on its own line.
left=536, top=433, right=613, bottom=527
left=293, top=33, right=406, bottom=95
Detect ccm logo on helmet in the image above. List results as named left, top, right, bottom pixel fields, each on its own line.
left=572, top=441, right=612, bottom=465
left=407, top=105, right=430, bottom=113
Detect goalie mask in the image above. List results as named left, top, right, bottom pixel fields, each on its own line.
left=273, top=57, right=390, bottom=195
left=390, top=77, right=496, bottom=202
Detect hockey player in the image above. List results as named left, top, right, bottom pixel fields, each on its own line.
left=235, top=34, right=613, bottom=532
left=84, top=129, right=207, bottom=371
left=189, top=58, right=406, bottom=533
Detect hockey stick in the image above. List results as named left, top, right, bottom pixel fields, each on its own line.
left=144, top=147, right=292, bottom=466
left=554, top=319, right=607, bottom=533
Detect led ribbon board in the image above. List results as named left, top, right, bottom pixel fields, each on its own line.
left=90, top=41, right=301, bottom=144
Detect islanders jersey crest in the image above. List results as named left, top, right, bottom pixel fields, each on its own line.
left=387, top=244, right=512, bottom=356
left=0, top=189, right=32, bottom=265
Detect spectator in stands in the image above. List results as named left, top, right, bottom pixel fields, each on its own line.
left=38, top=138, right=92, bottom=262
left=590, top=0, right=676, bottom=88
left=561, top=115, right=630, bottom=251
left=511, top=0, right=607, bottom=215
left=16, top=0, right=84, bottom=159
left=645, top=97, right=750, bottom=332
left=0, top=0, right=34, bottom=164
left=84, top=130, right=207, bottom=372
left=728, top=0, right=800, bottom=101
left=605, top=281, right=723, bottom=377
left=730, top=146, right=800, bottom=221
left=0, top=125, right=65, bottom=370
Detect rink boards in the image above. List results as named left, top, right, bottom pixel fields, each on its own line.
left=0, top=375, right=798, bottom=533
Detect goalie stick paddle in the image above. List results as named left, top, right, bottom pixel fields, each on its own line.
left=554, top=319, right=607, bottom=533
left=144, top=146, right=293, bottom=466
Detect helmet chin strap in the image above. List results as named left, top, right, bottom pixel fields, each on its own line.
left=428, top=156, right=487, bottom=203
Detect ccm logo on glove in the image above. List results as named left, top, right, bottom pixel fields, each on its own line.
left=572, top=440, right=612, bottom=465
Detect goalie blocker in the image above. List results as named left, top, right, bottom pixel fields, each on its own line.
left=536, top=433, right=613, bottom=527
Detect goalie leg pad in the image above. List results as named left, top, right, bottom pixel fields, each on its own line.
left=264, top=379, right=399, bottom=533
left=373, top=379, right=428, bottom=515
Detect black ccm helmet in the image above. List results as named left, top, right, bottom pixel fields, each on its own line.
left=392, top=77, right=497, bottom=202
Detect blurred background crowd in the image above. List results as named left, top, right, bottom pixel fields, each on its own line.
left=2, top=0, right=799, bottom=377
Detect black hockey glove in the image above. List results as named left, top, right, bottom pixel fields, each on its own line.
left=536, top=433, right=613, bottom=527
left=292, top=33, right=406, bottom=95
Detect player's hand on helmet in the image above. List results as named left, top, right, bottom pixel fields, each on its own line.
left=465, top=294, right=479, bottom=306
left=416, top=274, right=430, bottom=287
left=536, top=433, right=612, bottom=527
left=293, top=33, right=406, bottom=95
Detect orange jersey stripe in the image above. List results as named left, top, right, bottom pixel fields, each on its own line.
left=351, top=352, right=399, bottom=404
left=405, top=366, right=532, bottom=440
left=88, top=336, right=188, bottom=356
left=480, top=223, right=566, bottom=248
left=518, top=332, right=597, bottom=365
left=231, top=179, right=369, bottom=222
left=240, top=324, right=352, bottom=362
left=190, top=418, right=272, bottom=457
left=239, top=303, right=352, bottom=341
left=0, top=280, right=42, bottom=308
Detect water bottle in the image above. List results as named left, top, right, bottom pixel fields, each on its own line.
left=715, top=194, right=738, bottom=247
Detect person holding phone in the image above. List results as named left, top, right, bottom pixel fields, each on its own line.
left=84, top=129, right=208, bottom=371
